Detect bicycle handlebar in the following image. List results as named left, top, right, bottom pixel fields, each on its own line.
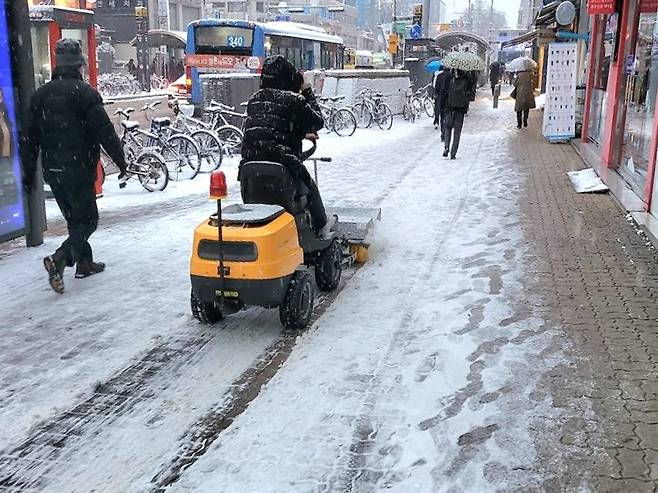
left=114, top=107, right=134, bottom=119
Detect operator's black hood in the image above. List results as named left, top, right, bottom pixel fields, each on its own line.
left=260, top=55, right=301, bottom=91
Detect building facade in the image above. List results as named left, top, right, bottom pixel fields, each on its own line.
left=580, top=0, right=658, bottom=221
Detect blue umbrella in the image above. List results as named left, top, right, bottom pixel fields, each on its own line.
left=425, top=60, right=443, bottom=73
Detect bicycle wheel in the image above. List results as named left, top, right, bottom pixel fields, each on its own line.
left=423, top=97, right=435, bottom=118
left=191, top=129, right=223, bottom=172
left=216, top=125, right=244, bottom=157
left=402, top=103, right=416, bottom=123
left=162, top=134, right=201, bottom=181
left=331, top=108, right=357, bottom=137
left=411, top=97, right=423, bottom=117
left=374, top=103, right=394, bottom=130
left=136, top=151, right=169, bottom=192
left=352, top=102, right=373, bottom=128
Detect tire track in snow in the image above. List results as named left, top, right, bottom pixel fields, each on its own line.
left=0, top=274, right=352, bottom=491
left=149, top=268, right=360, bottom=491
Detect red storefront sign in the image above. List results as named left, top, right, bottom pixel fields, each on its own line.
left=185, top=54, right=262, bottom=71
left=641, top=0, right=658, bottom=13
left=587, top=0, right=616, bottom=14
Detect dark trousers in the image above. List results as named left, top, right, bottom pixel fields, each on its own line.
left=517, top=109, right=530, bottom=127
left=297, top=166, right=327, bottom=231
left=49, top=174, right=98, bottom=266
left=444, top=109, right=466, bottom=158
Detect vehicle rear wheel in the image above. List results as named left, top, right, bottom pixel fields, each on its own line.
left=191, top=129, right=223, bottom=172
left=279, top=270, right=315, bottom=331
left=163, top=134, right=201, bottom=181
left=216, top=125, right=244, bottom=157
left=191, top=290, right=223, bottom=324
left=136, top=151, right=169, bottom=192
left=352, top=102, right=373, bottom=128
left=332, top=108, right=357, bottom=137
left=375, top=103, right=394, bottom=130
left=423, top=97, right=435, bottom=118
left=315, top=239, right=342, bottom=292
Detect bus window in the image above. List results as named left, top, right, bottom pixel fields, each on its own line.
left=193, top=25, right=254, bottom=55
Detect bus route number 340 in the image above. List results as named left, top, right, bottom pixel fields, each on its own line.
left=227, top=36, right=245, bottom=48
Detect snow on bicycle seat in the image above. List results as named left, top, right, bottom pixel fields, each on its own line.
left=121, top=120, right=140, bottom=130
left=152, top=117, right=171, bottom=126
left=329, top=96, right=344, bottom=102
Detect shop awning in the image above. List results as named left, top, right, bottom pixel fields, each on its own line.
left=500, top=31, right=537, bottom=48
left=130, top=30, right=187, bottom=49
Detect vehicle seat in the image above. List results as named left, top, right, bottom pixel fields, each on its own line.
left=121, top=120, right=140, bottom=131
left=152, top=117, right=171, bottom=126
left=238, top=161, right=308, bottom=216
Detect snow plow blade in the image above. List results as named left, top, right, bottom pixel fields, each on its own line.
left=327, top=207, right=381, bottom=265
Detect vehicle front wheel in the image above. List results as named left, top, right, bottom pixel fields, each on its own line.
left=279, top=270, right=315, bottom=331
left=315, top=239, right=342, bottom=292
left=191, top=290, right=223, bottom=324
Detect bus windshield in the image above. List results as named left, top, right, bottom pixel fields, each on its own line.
left=194, top=26, right=254, bottom=55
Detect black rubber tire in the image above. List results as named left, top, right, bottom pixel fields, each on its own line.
left=191, top=290, right=223, bottom=324
left=315, top=240, right=342, bottom=292
left=279, top=270, right=315, bottom=330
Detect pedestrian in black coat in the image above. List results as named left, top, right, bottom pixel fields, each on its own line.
left=241, top=55, right=333, bottom=235
left=23, top=39, right=127, bottom=294
left=433, top=68, right=450, bottom=141
left=443, top=69, right=471, bottom=160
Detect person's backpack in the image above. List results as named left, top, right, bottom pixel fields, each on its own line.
left=447, top=74, right=470, bottom=109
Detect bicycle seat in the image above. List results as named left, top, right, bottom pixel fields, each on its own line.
left=319, top=97, right=329, bottom=102
left=329, top=96, right=344, bottom=102
left=152, top=117, right=171, bottom=126
left=204, top=106, right=222, bottom=114
left=121, top=120, right=140, bottom=131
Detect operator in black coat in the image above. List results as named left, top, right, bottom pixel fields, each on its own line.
left=23, top=39, right=127, bottom=294
left=241, top=55, right=334, bottom=236
left=433, top=68, right=450, bottom=141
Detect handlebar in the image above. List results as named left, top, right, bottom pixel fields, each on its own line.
left=114, top=107, right=134, bottom=119
left=140, top=101, right=161, bottom=112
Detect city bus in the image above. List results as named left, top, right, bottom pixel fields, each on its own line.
left=185, top=19, right=344, bottom=104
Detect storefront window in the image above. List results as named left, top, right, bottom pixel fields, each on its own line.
left=620, top=12, right=658, bottom=196
left=588, top=14, right=618, bottom=145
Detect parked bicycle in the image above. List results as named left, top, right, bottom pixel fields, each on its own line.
left=115, top=105, right=201, bottom=181
left=318, top=96, right=357, bottom=137
left=98, top=73, right=141, bottom=98
left=100, top=118, right=169, bottom=192
left=204, top=100, right=246, bottom=156
left=414, top=84, right=435, bottom=118
left=352, top=89, right=394, bottom=130
left=168, top=98, right=223, bottom=172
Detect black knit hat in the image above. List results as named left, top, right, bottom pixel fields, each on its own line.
left=56, top=39, right=87, bottom=68
left=260, top=55, right=297, bottom=91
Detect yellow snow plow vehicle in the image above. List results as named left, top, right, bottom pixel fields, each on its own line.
left=189, top=142, right=380, bottom=330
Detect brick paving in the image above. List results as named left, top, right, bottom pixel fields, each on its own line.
left=517, top=111, right=658, bottom=491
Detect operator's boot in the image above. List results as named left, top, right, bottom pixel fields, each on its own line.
left=43, top=253, right=66, bottom=294
left=75, top=259, right=106, bottom=279
left=318, top=215, right=337, bottom=240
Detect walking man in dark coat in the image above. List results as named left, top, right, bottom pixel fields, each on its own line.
left=241, top=55, right=334, bottom=237
left=23, top=39, right=127, bottom=294
left=433, top=67, right=450, bottom=141
left=443, top=69, right=471, bottom=160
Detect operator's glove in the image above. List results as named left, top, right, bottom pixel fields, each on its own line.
left=117, top=169, right=129, bottom=189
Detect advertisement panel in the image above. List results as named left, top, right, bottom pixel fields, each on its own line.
left=0, top=1, right=26, bottom=242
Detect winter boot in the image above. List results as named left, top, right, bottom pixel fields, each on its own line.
left=443, top=148, right=449, bottom=158
left=43, top=255, right=66, bottom=294
left=75, top=259, right=106, bottom=279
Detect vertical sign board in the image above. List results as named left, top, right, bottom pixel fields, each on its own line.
left=0, top=2, right=27, bottom=243
left=542, top=43, right=579, bottom=142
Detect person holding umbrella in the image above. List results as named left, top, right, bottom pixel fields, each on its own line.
left=508, top=57, right=538, bottom=129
